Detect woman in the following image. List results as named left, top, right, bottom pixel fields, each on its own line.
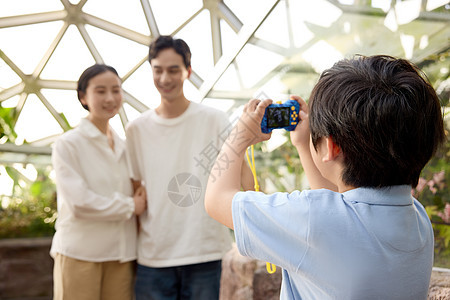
left=50, top=64, right=146, bottom=300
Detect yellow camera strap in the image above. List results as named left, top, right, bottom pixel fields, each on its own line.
left=246, top=145, right=277, bottom=274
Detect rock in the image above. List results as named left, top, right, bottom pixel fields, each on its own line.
left=0, top=238, right=53, bottom=299
left=220, top=243, right=258, bottom=300
left=429, top=269, right=450, bottom=299
left=220, top=244, right=281, bottom=300
left=253, top=261, right=282, bottom=300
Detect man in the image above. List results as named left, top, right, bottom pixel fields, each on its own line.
left=126, top=35, right=254, bottom=300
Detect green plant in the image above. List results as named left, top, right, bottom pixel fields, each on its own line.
left=0, top=102, right=57, bottom=238
left=0, top=102, right=18, bottom=143
left=412, top=117, right=450, bottom=268
left=0, top=165, right=57, bottom=238
left=253, top=133, right=305, bottom=193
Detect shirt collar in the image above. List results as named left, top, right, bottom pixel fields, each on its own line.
left=342, top=185, right=413, bottom=206
left=78, top=118, right=104, bottom=138
left=150, top=102, right=196, bottom=126
left=77, top=118, right=125, bottom=158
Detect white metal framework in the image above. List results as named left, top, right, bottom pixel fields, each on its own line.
left=0, top=0, right=449, bottom=162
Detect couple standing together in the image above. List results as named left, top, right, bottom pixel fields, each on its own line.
left=50, top=35, right=254, bottom=299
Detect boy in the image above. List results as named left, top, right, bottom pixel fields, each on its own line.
left=205, top=55, right=445, bottom=299
left=126, top=35, right=254, bottom=300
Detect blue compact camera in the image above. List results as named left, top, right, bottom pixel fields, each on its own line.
left=261, top=100, right=300, bottom=133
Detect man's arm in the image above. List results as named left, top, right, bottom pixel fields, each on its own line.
left=205, top=99, right=272, bottom=229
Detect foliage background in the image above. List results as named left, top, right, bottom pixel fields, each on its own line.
left=0, top=103, right=57, bottom=238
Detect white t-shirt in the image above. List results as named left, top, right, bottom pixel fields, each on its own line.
left=126, top=102, right=233, bottom=267
left=50, top=118, right=137, bottom=262
left=233, top=186, right=434, bottom=299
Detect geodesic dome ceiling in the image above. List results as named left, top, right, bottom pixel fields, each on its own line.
left=0, top=0, right=449, bottom=164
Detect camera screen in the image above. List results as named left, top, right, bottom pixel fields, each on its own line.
left=267, top=107, right=290, bottom=128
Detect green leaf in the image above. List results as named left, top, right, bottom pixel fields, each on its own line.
left=425, top=205, right=438, bottom=219
left=59, top=112, right=72, bottom=131
left=30, top=181, right=42, bottom=197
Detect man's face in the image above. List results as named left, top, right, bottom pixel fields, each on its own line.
left=150, top=48, right=191, bottom=102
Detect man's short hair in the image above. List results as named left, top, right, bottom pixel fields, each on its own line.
left=148, top=35, right=191, bottom=69
left=309, top=55, right=445, bottom=188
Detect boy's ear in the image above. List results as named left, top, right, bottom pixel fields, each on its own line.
left=323, top=136, right=341, bottom=162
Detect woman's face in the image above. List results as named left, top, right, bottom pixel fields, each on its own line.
left=80, top=71, right=123, bottom=122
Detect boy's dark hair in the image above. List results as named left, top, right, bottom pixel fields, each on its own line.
left=77, top=64, right=120, bottom=111
left=149, top=35, right=191, bottom=69
left=309, top=55, right=445, bottom=188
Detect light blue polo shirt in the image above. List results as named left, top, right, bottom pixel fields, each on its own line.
left=232, top=186, right=433, bottom=299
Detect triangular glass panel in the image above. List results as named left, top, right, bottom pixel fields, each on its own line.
left=214, top=63, right=240, bottom=92
left=1, top=95, right=20, bottom=108
left=0, top=0, right=63, bottom=17
left=0, top=58, right=22, bottom=90
left=84, top=24, right=149, bottom=78
left=176, top=10, right=214, bottom=80
left=121, top=61, right=159, bottom=110
left=224, top=0, right=274, bottom=25
left=293, top=0, right=342, bottom=29
left=150, top=0, right=203, bottom=35
left=255, top=1, right=290, bottom=48
left=302, top=40, right=343, bottom=74
left=14, top=94, right=64, bottom=143
left=123, top=103, right=141, bottom=124
left=109, top=113, right=125, bottom=139
left=40, top=24, right=96, bottom=81
left=184, top=80, right=201, bottom=103
left=40, top=89, right=87, bottom=128
left=83, top=0, right=150, bottom=35
left=202, top=98, right=235, bottom=113
left=0, top=21, right=64, bottom=74
left=236, top=43, right=284, bottom=89
left=220, top=19, right=238, bottom=57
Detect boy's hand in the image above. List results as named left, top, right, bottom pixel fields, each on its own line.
left=289, top=95, right=310, bottom=148
left=233, top=98, right=273, bottom=149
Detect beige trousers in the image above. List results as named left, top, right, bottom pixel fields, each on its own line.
left=53, top=253, right=134, bottom=300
